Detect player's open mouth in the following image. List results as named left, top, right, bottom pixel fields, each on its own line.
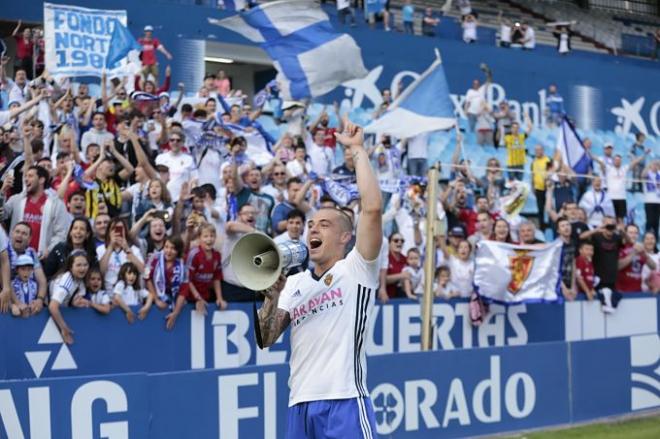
left=310, top=238, right=322, bottom=249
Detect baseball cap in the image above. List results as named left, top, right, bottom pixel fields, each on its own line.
left=604, top=143, right=613, bottom=149
left=449, top=227, right=465, bottom=238
left=156, top=164, right=170, bottom=173
left=15, top=254, right=34, bottom=267
left=159, top=92, right=170, bottom=100
left=110, top=98, right=122, bottom=106
left=144, top=25, right=154, bottom=32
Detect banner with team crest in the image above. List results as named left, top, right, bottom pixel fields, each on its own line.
left=474, top=240, right=563, bottom=304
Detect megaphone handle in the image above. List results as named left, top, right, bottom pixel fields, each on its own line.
left=253, top=292, right=265, bottom=350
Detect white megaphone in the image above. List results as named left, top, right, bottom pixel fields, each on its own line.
left=230, top=232, right=309, bottom=291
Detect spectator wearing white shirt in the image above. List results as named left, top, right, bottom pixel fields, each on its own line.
left=81, top=112, right=114, bottom=158
left=274, top=209, right=306, bottom=244
left=404, top=132, right=429, bottom=176
left=462, top=14, right=478, bottom=44
left=155, top=132, right=195, bottom=201
left=594, top=153, right=646, bottom=223
left=7, top=68, right=30, bottom=105
left=579, top=176, right=615, bottom=229
left=521, top=23, right=536, bottom=50
left=498, top=11, right=512, bottom=47
left=286, top=144, right=312, bottom=178
left=464, top=79, right=485, bottom=132
left=48, top=251, right=90, bottom=345
left=97, top=218, right=145, bottom=292
left=306, top=130, right=334, bottom=177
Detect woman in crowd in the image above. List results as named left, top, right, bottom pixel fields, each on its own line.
left=97, top=218, right=145, bottom=292
left=43, top=217, right=98, bottom=278
left=491, top=218, right=514, bottom=243
left=48, top=251, right=91, bottom=344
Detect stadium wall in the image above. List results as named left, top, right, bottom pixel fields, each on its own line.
left=0, top=333, right=657, bottom=438
left=0, top=296, right=657, bottom=380
left=4, top=1, right=660, bottom=137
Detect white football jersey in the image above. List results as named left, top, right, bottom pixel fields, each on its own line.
left=278, top=248, right=380, bottom=406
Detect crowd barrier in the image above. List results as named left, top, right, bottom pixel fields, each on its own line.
left=0, top=295, right=657, bottom=380
left=0, top=333, right=658, bottom=438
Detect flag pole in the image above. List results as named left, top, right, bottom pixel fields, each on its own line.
left=421, top=164, right=438, bottom=351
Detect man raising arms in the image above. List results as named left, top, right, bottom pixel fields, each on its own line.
left=257, top=118, right=382, bottom=438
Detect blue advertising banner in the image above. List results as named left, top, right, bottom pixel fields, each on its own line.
left=2, top=336, right=656, bottom=438
left=0, top=296, right=657, bottom=380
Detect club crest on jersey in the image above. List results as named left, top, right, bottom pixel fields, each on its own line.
left=324, top=274, right=333, bottom=286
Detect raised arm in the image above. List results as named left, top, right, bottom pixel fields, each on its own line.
left=12, top=20, right=22, bottom=37
left=335, top=117, right=382, bottom=260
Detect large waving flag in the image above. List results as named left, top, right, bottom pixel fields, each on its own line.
left=209, top=0, right=368, bottom=100
left=105, top=21, right=141, bottom=69
left=365, top=53, right=455, bottom=138
left=556, top=115, right=591, bottom=175
left=474, top=240, right=563, bottom=304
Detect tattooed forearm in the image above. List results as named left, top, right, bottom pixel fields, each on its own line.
left=258, top=296, right=291, bottom=347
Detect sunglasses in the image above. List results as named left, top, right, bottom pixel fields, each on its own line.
left=170, top=138, right=182, bottom=142
left=273, top=172, right=286, bottom=176
left=392, top=238, right=405, bottom=243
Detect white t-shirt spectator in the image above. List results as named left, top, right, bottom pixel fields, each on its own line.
left=286, top=159, right=312, bottom=178
left=643, top=170, right=660, bottom=205
left=113, top=280, right=149, bottom=306
left=194, top=147, right=225, bottom=194
left=524, top=27, right=536, bottom=49
left=96, top=245, right=144, bottom=292
left=500, top=24, right=512, bottom=44
left=50, top=272, right=86, bottom=306
left=155, top=151, right=195, bottom=200
left=407, top=133, right=429, bottom=160
left=464, top=88, right=485, bottom=116
left=403, top=266, right=424, bottom=296
left=307, top=142, right=334, bottom=176
left=448, top=256, right=474, bottom=298
left=81, top=128, right=114, bottom=157
left=463, top=20, right=477, bottom=42
left=604, top=164, right=629, bottom=200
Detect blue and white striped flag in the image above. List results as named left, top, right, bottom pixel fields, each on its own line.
left=556, top=115, right=591, bottom=175
left=365, top=53, right=455, bottom=138
left=209, top=0, right=368, bottom=100
left=223, top=122, right=274, bottom=167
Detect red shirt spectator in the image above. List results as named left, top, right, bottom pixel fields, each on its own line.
left=616, top=244, right=647, bottom=292
left=575, top=255, right=595, bottom=294
left=23, top=193, right=47, bottom=250
left=458, top=208, right=478, bottom=236
left=14, top=35, right=33, bottom=60
left=139, top=36, right=160, bottom=66
left=386, top=233, right=407, bottom=298
left=184, top=246, right=223, bottom=301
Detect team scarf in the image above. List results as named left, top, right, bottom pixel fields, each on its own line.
left=73, top=164, right=99, bottom=190
left=319, top=178, right=359, bottom=206
left=12, top=278, right=37, bottom=304
left=153, top=252, right=185, bottom=306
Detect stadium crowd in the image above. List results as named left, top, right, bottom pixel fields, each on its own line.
left=0, top=18, right=658, bottom=345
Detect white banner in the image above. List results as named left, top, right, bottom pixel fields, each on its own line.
left=474, top=240, right=563, bottom=303
left=44, top=3, right=128, bottom=77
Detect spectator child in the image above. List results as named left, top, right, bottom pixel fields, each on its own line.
left=48, top=251, right=91, bottom=344
left=112, top=262, right=149, bottom=323
left=434, top=266, right=459, bottom=299
left=402, top=248, right=424, bottom=299
left=575, top=241, right=596, bottom=300
left=174, top=225, right=227, bottom=328
left=84, top=267, right=111, bottom=312
left=439, top=237, right=474, bottom=298
left=11, top=254, right=38, bottom=317
left=143, top=236, right=187, bottom=328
